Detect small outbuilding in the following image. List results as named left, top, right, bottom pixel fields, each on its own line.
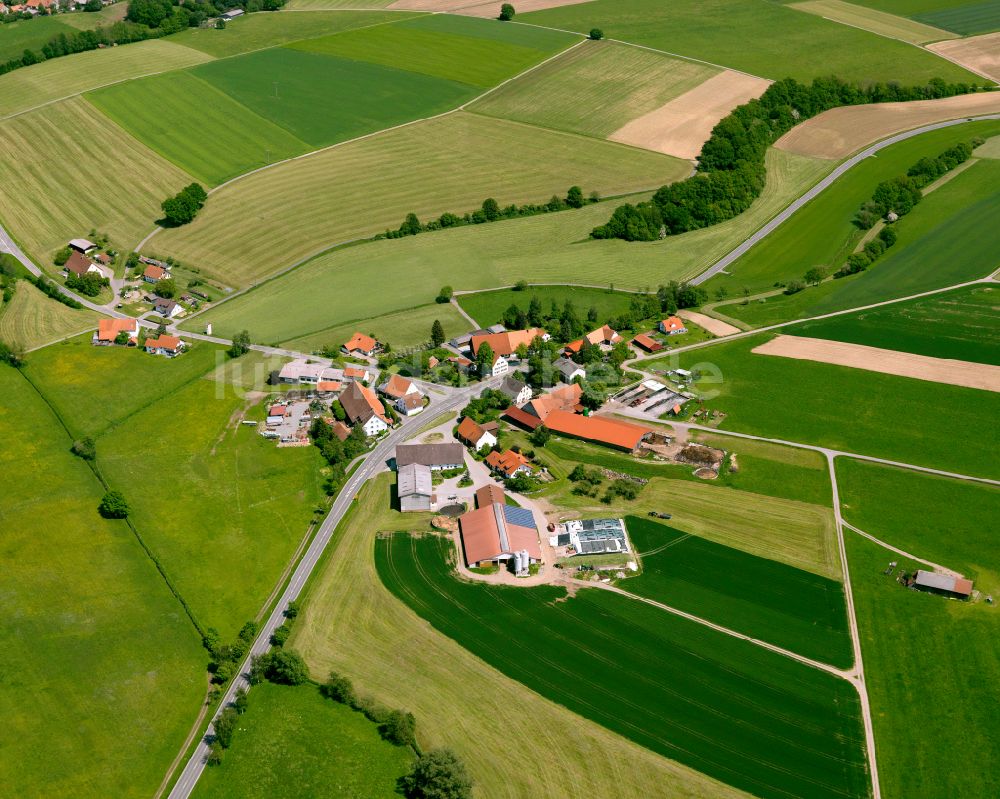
left=913, top=570, right=973, bottom=600
left=398, top=462, right=433, bottom=512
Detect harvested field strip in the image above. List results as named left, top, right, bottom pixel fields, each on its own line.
left=788, top=285, right=1000, bottom=366
left=180, top=148, right=828, bottom=341
left=0, top=367, right=205, bottom=799
left=0, top=97, right=193, bottom=264
left=774, top=92, right=1000, bottom=160
left=625, top=517, right=852, bottom=668
left=288, top=15, right=574, bottom=87
left=455, top=0, right=595, bottom=15
left=0, top=281, right=99, bottom=352
left=469, top=39, right=718, bottom=139
left=752, top=335, right=1000, bottom=392
left=790, top=0, right=955, bottom=44
left=913, top=0, right=1000, bottom=35
left=152, top=112, right=689, bottom=288
left=290, top=0, right=396, bottom=6
left=0, top=40, right=214, bottom=120
left=678, top=309, right=741, bottom=336
left=191, top=48, right=477, bottom=148
left=927, top=31, right=1000, bottom=83
left=170, top=9, right=412, bottom=57
left=609, top=70, right=773, bottom=159
left=291, top=475, right=754, bottom=799
left=87, top=72, right=311, bottom=186
left=377, top=534, right=870, bottom=799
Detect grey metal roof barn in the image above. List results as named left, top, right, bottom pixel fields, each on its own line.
left=397, top=463, right=432, bottom=498
left=395, top=442, right=464, bottom=469
left=914, top=570, right=973, bottom=598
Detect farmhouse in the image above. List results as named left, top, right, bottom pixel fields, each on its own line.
left=456, top=416, right=498, bottom=451
left=93, top=317, right=138, bottom=346
left=485, top=448, right=532, bottom=479
left=459, top=489, right=541, bottom=569
left=497, top=375, right=531, bottom=407
left=342, top=332, right=379, bottom=358
left=508, top=383, right=584, bottom=424
left=659, top=316, right=687, bottom=335
left=470, top=328, right=547, bottom=360
left=65, top=250, right=104, bottom=278
left=631, top=333, right=663, bottom=353
left=142, top=264, right=171, bottom=283
left=553, top=518, right=631, bottom=556
left=397, top=462, right=433, bottom=512
left=153, top=298, right=182, bottom=319
left=396, top=392, right=425, bottom=417
left=68, top=238, right=96, bottom=254
left=379, top=374, right=420, bottom=401
left=144, top=334, right=185, bottom=357
left=395, top=442, right=464, bottom=471
left=340, top=381, right=391, bottom=436
left=913, top=570, right=973, bottom=600
left=564, top=325, right=621, bottom=355
left=553, top=357, right=585, bottom=383
left=278, top=358, right=343, bottom=386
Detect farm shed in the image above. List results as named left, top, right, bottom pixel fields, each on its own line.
left=913, top=570, right=973, bottom=599
left=398, top=463, right=433, bottom=512
left=395, top=443, right=464, bottom=471
left=459, top=499, right=541, bottom=568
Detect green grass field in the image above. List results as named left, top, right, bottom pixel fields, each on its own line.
left=193, top=47, right=477, bottom=148
left=59, top=2, right=128, bottom=28
left=87, top=71, right=311, bottom=185
left=911, top=0, right=1000, bottom=34
left=0, top=97, right=194, bottom=264
left=98, top=377, right=326, bottom=639
left=846, top=533, right=1000, bottom=798
left=283, top=300, right=468, bottom=353
left=524, top=434, right=841, bottom=577
left=624, top=516, right=852, bottom=667
left=523, top=0, right=980, bottom=82
left=169, top=9, right=412, bottom=57
left=377, top=533, right=869, bottom=799
left=0, top=280, right=98, bottom=352
left=652, top=332, right=1000, bottom=479
left=290, top=12, right=577, bottom=88
left=0, top=365, right=205, bottom=799
left=152, top=111, right=690, bottom=288
left=20, top=334, right=221, bottom=439
left=177, top=147, right=827, bottom=337
left=458, top=285, right=638, bottom=328
left=470, top=40, right=717, bottom=138
left=0, top=14, right=79, bottom=64
left=0, top=39, right=213, bottom=120
left=788, top=285, right=1000, bottom=365
left=192, top=682, right=412, bottom=799
left=708, top=121, right=1000, bottom=298
left=291, top=476, right=750, bottom=799
left=837, top=458, right=1000, bottom=591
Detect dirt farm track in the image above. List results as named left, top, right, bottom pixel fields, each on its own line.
left=753, top=335, right=1000, bottom=392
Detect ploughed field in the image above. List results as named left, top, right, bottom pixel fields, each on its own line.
left=376, top=533, right=871, bottom=799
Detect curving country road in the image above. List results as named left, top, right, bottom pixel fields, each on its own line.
left=689, top=113, right=1000, bottom=285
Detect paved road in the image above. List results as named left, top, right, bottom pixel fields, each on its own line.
left=166, top=378, right=496, bottom=799
left=689, top=113, right=1000, bottom=285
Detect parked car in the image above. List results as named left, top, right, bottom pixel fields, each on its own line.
left=648, top=511, right=672, bottom=519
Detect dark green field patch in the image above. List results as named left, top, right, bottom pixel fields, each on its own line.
left=912, top=0, right=1000, bottom=34
left=191, top=48, right=477, bottom=148
left=789, top=285, right=1000, bottom=366
left=288, top=15, right=572, bottom=89
left=377, top=534, right=870, bottom=799
left=624, top=517, right=852, bottom=667
left=457, top=285, right=636, bottom=329
left=87, top=71, right=311, bottom=186
left=398, top=11, right=578, bottom=51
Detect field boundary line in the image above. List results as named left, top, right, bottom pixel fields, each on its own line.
left=599, top=582, right=851, bottom=677
left=827, top=453, right=881, bottom=799
left=136, top=32, right=587, bottom=251
left=841, top=521, right=961, bottom=576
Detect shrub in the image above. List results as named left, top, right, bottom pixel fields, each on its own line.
left=270, top=624, right=291, bottom=647
left=589, top=28, right=603, bottom=40
left=250, top=650, right=310, bottom=685
left=320, top=671, right=357, bottom=705
left=71, top=437, right=96, bottom=461
left=498, top=2, right=514, bottom=20
left=879, top=226, right=898, bottom=247
left=98, top=490, right=129, bottom=519
left=784, top=280, right=806, bottom=295
left=400, top=749, right=473, bottom=799
left=381, top=709, right=417, bottom=748
left=213, top=707, right=239, bottom=749
left=53, top=247, right=72, bottom=266
left=436, top=285, right=453, bottom=304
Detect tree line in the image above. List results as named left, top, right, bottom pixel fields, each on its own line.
left=592, top=76, right=987, bottom=242
left=161, top=182, right=208, bottom=226
left=384, top=186, right=596, bottom=240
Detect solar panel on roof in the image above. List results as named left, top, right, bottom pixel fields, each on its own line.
left=503, top=505, right=535, bottom=529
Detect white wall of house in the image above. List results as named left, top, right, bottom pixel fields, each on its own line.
left=363, top=416, right=389, bottom=437
left=491, top=357, right=509, bottom=377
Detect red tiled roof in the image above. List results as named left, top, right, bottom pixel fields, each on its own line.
left=456, top=416, right=487, bottom=445
left=344, top=332, right=377, bottom=353
left=143, top=265, right=167, bottom=280
left=96, top=317, right=138, bottom=342
left=459, top=503, right=540, bottom=566
left=65, top=250, right=97, bottom=277
left=382, top=373, right=413, bottom=399
left=485, top=449, right=530, bottom=478
left=503, top=404, right=543, bottom=430
left=631, top=333, right=662, bottom=352
left=471, top=328, right=545, bottom=357
left=344, top=366, right=368, bottom=379
left=661, top=316, right=685, bottom=332
left=325, top=419, right=351, bottom=441
left=544, top=411, right=652, bottom=451
left=474, top=484, right=505, bottom=508
left=145, top=334, right=182, bottom=351
left=317, top=380, right=342, bottom=392
left=269, top=404, right=288, bottom=417
left=399, top=393, right=423, bottom=410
